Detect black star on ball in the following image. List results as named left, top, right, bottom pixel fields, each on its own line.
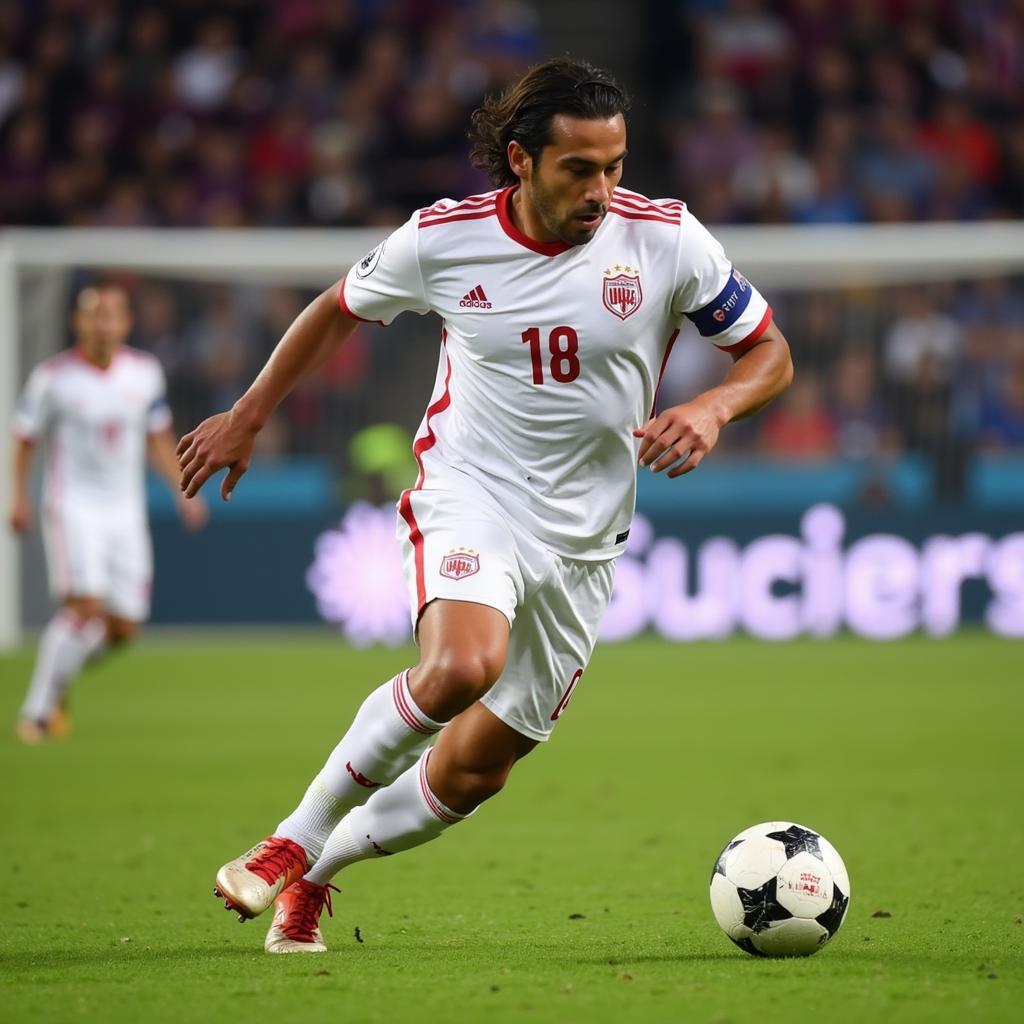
left=766, top=824, right=823, bottom=861
left=736, top=877, right=794, bottom=933
left=710, top=839, right=744, bottom=883
left=816, top=883, right=850, bottom=938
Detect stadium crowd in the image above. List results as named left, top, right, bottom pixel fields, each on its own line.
left=0, top=0, right=539, bottom=227
left=2, top=0, right=1022, bottom=491
left=648, top=0, right=1024, bottom=224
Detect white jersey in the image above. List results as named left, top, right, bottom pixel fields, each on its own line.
left=13, top=346, right=171, bottom=517
left=341, top=186, right=772, bottom=560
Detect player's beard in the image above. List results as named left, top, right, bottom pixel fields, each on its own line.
left=530, top=175, right=604, bottom=247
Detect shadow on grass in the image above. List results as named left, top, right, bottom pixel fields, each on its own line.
left=574, top=952, right=741, bottom=965
left=0, top=945, right=264, bottom=971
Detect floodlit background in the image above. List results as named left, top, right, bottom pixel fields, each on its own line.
left=1, top=5, right=1022, bottom=1022
left=2, top=0, right=1023, bottom=644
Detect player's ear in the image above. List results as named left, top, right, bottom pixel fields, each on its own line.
left=507, top=139, right=530, bottom=181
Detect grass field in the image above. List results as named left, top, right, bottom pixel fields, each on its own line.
left=1, top=632, right=1022, bottom=1023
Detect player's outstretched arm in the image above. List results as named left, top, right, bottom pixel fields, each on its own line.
left=634, top=321, right=794, bottom=478
left=9, top=437, right=35, bottom=533
left=148, top=429, right=208, bottom=530
left=177, top=282, right=360, bottom=501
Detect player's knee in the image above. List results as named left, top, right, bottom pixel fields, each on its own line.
left=65, top=597, right=103, bottom=623
left=413, top=647, right=505, bottom=718
left=106, top=619, right=138, bottom=646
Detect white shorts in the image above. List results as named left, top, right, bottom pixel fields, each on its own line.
left=397, top=485, right=616, bottom=742
left=42, top=502, right=153, bottom=621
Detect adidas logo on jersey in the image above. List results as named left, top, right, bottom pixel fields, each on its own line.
left=459, top=285, right=492, bottom=309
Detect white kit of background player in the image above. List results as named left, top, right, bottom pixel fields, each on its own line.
left=11, top=286, right=205, bottom=741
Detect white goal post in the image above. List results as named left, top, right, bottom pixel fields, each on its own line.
left=2, top=220, right=1024, bottom=649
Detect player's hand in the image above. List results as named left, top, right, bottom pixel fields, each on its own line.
left=176, top=409, right=257, bottom=501
left=175, top=491, right=209, bottom=531
left=633, top=398, right=725, bottom=478
left=9, top=496, right=32, bottom=533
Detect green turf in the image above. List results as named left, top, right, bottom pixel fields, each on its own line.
left=1, top=632, right=1022, bottom=1023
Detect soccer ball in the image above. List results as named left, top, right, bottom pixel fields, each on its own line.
left=709, top=821, right=850, bottom=957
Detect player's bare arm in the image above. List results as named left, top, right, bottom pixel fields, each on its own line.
left=634, top=320, right=794, bottom=477
left=9, top=436, right=35, bottom=533
left=177, top=282, right=360, bottom=500
left=147, top=429, right=208, bottom=531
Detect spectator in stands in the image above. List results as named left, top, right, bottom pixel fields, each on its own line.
left=831, top=347, right=898, bottom=460
left=0, top=39, right=24, bottom=131
left=858, top=108, right=937, bottom=221
left=979, top=357, right=1024, bottom=450
left=883, top=289, right=962, bottom=386
left=667, top=81, right=757, bottom=217
left=759, top=371, right=838, bottom=461
left=173, top=16, right=241, bottom=113
left=0, top=111, right=48, bottom=222
left=795, top=149, right=864, bottom=223
left=894, top=350, right=966, bottom=500
left=702, top=0, right=792, bottom=91
left=731, top=123, right=816, bottom=222
left=917, top=94, right=1000, bottom=188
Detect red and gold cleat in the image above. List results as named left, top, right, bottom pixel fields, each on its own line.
left=213, top=836, right=310, bottom=921
left=264, top=879, right=338, bottom=954
left=15, top=718, right=48, bottom=745
left=47, top=700, right=72, bottom=740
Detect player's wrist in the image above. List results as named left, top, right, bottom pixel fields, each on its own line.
left=231, top=394, right=269, bottom=433
left=693, top=388, right=733, bottom=429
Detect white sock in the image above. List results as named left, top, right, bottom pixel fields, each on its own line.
left=55, top=616, right=107, bottom=698
left=305, top=749, right=468, bottom=885
left=20, top=612, right=106, bottom=722
left=276, top=670, right=445, bottom=859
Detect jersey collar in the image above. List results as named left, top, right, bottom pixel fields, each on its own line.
left=497, top=186, right=572, bottom=257
left=73, top=345, right=119, bottom=373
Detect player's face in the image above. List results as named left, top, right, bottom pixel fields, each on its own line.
left=74, top=288, right=133, bottom=364
left=525, top=114, right=627, bottom=246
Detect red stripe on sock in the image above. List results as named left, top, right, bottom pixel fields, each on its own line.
left=393, top=671, right=437, bottom=735
left=418, top=752, right=461, bottom=824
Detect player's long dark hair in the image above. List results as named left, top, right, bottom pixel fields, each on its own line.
left=469, top=58, right=631, bottom=187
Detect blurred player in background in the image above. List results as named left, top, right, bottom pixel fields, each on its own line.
left=9, top=284, right=207, bottom=743
left=178, top=58, right=793, bottom=954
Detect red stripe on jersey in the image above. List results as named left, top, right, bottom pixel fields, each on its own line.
left=337, top=275, right=385, bottom=325
left=717, top=307, right=773, bottom=356
left=420, top=193, right=499, bottom=217
left=608, top=206, right=681, bottom=225
left=613, top=190, right=686, bottom=213
left=398, top=331, right=452, bottom=614
left=651, top=329, right=681, bottom=418
left=419, top=206, right=497, bottom=228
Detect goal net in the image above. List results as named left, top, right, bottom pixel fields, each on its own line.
left=2, top=221, right=1023, bottom=648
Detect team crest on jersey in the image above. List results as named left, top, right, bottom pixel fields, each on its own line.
left=602, top=265, right=643, bottom=320
left=355, top=240, right=385, bottom=278
left=440, top=548, right=480, bottom=580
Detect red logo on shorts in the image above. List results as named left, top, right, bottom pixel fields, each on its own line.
left=440, top=548, right=480, bottom=580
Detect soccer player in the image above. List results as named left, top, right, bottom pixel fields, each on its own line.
left=10, top=284, right=207, bottom=742
left=178, top=58, right=793, bottom=954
